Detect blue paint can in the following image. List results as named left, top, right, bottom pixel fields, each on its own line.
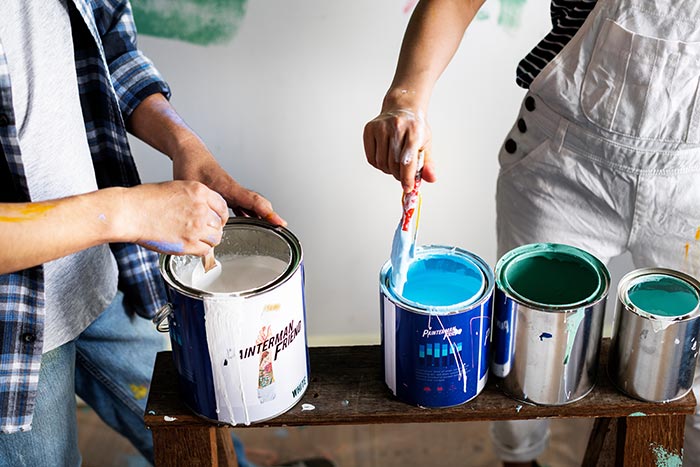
left=155, top=218, right=309, bottom=426
left=492, top=243, right=609, bottom=405
left=380, top=245, right=494, bottom=407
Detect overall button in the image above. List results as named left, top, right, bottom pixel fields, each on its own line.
left=504, top=139, right=517, bottom=154
left=0, top=114, right=9, bottom=127
left=21, top=332, right=36, bottom=343
left=525, top=96, right=536, bottom=112
left=517, top=118, right=527, bottom=133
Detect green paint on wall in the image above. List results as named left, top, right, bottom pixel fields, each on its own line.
left=497, top=0, right=527, bottom=30
left=132, top=0, right=248, bottom=46
left=650, top=443, right=682, bottom=467
left=475, top=0, right=527, bottom=30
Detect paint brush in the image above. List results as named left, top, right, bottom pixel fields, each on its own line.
left=390, top=151, right=425, bottom=295
left=192, top=248, right=223, bottom=290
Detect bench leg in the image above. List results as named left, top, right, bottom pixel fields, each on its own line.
left=582, top=418, right=613, bottom=467
left=152, top=426, right=238, bottom=466
left=615, top=414, right=685, bottom=467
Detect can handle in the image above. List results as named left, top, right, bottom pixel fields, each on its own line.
left=153, top=303, right=173, bottom=333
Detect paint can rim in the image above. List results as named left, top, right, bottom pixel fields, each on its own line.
left=617, top=267, right=700, bottom=321
left=159, top=217, right=303, bottom=300
left=380, top=244, right=494, bottom=315
left=495, top=243, right=610, bottom=312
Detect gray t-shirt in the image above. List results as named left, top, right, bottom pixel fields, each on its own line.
left=0, top=0, right=118, bottom=352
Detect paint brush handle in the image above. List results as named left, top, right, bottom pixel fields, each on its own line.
left=202, top=249, right=217, bottom=273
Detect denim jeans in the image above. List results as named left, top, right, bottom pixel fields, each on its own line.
left=0, top=291, right=253, bottom=467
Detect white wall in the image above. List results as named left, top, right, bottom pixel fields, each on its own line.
left=130, top=0, right=631, bottom=342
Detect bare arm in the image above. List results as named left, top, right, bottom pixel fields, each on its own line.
left=128, top=93, right=286, bottom=226
left=364, top=0, right=486, bottom=192
left=0, top=180, right=227, bottom=275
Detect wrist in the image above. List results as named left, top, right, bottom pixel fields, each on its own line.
left=382, top=87, right=429, bottom=114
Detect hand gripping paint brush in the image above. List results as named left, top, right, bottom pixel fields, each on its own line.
left=390, top=151, right=425, bottom=295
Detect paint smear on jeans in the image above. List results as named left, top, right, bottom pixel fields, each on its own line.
left=131, top=0, right=248, bottom=46
left=650, top=443, right=682, bottom=467
left=129, top=384, right=148, bottom=400
left=0, top=203, right=56, bottom=222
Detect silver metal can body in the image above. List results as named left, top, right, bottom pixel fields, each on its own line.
left=491, top=243, right=610, bottom=405
left=609, top=268, right=700, bottom=402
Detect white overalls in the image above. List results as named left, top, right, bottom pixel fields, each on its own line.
left=493, top=0, right=700, bottom=463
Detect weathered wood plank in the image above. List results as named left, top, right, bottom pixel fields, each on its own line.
left=152, top=426, right=218, bottom=466
left=145, top=339, right=695, bottom=430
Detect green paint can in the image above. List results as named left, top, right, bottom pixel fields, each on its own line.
left=491, top=243, right=610, bottom=405
left=609, top=268, right=700, bottom=402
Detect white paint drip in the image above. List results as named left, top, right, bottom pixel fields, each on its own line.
left=433, top=314, right=468, bottom=393
left=301, top=403, right=315, bottom=411
left=203, top=295, right=251, bottom=425
left=163, top=416, right=177, bottom=422
left=649, top=316, right=678, bottom=333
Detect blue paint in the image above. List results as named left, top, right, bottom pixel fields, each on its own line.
left=143, top=240, right=185, bottom=254
left=628, top=274, right=699, bottom=317
left=380, top=245, right=495, bottom=408
left=539, top=332, right=552, bottom=341
left=399, top=254, right=484, bottom=308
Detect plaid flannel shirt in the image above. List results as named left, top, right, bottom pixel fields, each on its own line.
left=0, top=0, right=170, bottom=433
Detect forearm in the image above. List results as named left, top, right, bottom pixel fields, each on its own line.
left=127, top=93, right=202, bottom=162
left=0, top=188, right=129, bottom=274
left=385, top=0, right=485, bottom=111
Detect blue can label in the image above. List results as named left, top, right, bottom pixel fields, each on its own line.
left=381, top=294, right=492, bottom=407
left=491, top=287, right=517, bottom=377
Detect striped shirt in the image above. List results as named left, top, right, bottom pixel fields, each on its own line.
left=516, top=0, right=597, bottom=88
left=0, top=0, right=170, bottom=433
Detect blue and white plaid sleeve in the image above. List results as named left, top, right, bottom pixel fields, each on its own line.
left=97, top=0, right=172, bottom=119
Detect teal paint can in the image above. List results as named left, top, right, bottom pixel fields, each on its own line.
left=491, top=243, right=610, bottom=405
left=609, top=268, right=700, bottom=402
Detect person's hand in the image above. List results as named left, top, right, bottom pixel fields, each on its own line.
left=363, top=106, right=437, bottom=193
left=172, top=139, right=287, bottom=227
left=119, top=181, right=229, bottom=256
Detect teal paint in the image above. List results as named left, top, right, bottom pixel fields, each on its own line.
left=497, top=0, right=527, bottom=30
left=504, top=251, right=600, bottom=306
left=132, top=0, right=248, bottom=46
left=628, top=275, right=699, bottom=317
left=563, top=308, right=585, bottom=364
left=474, top=0, right=528, bottom=30
left=399, top=254, right=484, bottom=308
left=650, top=443, right=682, bottom=467
left=629, top=411, right=646, bottom=417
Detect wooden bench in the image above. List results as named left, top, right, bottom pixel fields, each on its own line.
left=145, top=339, right=695, bottom=466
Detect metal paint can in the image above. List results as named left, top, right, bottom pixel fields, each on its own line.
left=154, top=218, right=309, bottom=425
left=491, top=243, right=610, bottom=405
left=609, top=268, right=700, bottom=402
left=380, top=245, right=494, bottom=407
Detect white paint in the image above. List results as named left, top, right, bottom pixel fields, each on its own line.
left=131, top=1, right=565, bottom=339
left=201, top=268, right=309, bottom=426
left=192, top=255, right=287, bottom=293
left=163, top=416, right=177, bottom=422
left=301, top=403, right=315, bottom=411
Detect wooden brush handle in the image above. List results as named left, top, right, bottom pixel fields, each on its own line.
left=202, top=250, right=217, bottom=272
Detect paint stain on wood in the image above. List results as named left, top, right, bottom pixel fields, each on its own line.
left=650, top=443, right=682, bottom=467
left=132, top=0, right=248, bottom=46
